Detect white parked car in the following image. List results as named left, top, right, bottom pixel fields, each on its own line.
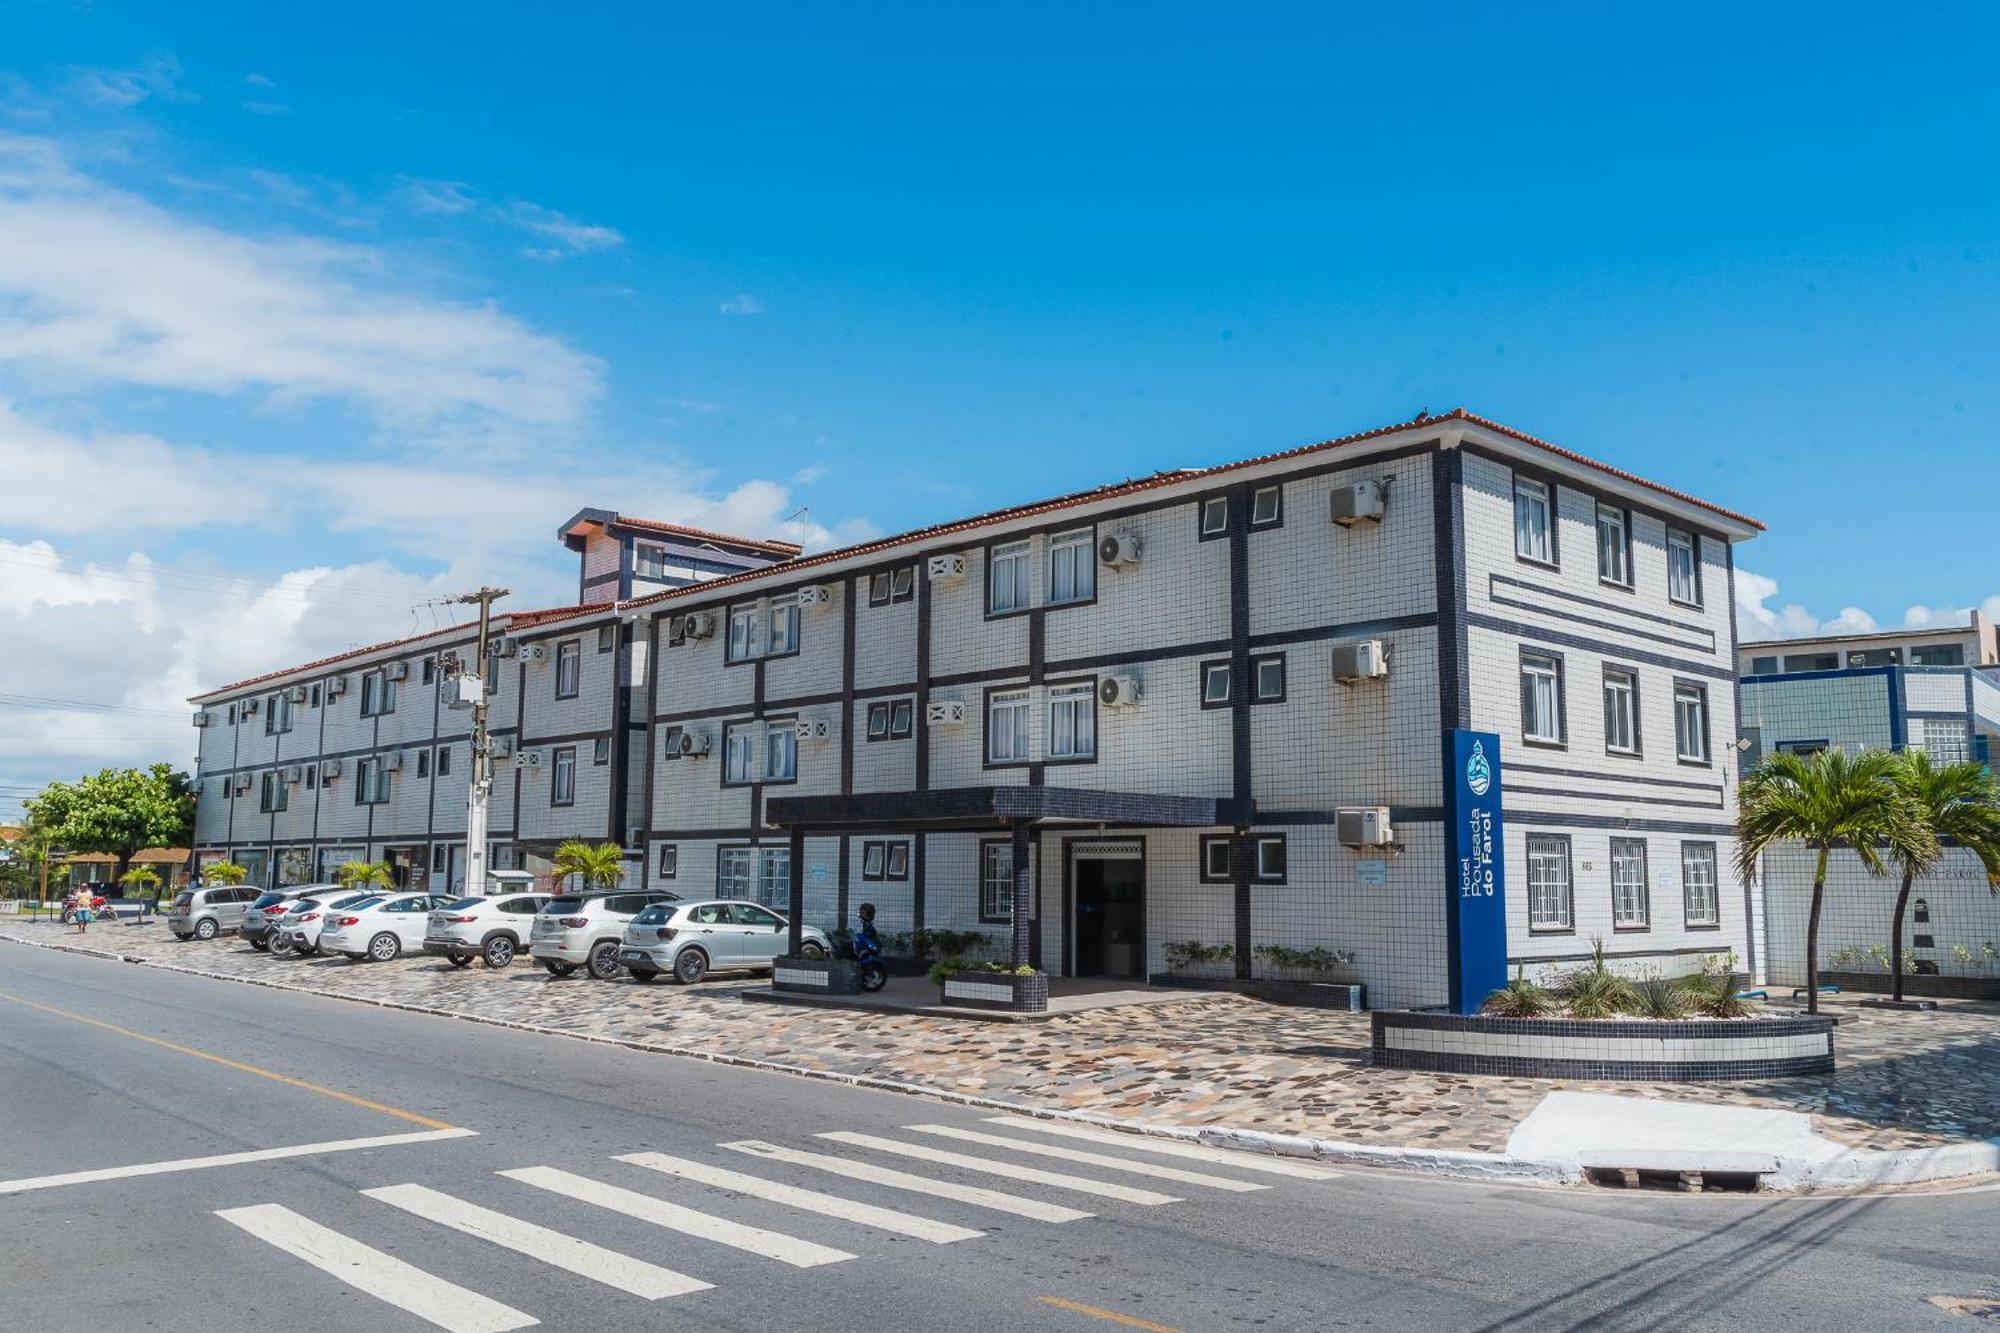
left=319, top=892, right=454, bottom=962
left=280, top=890, right=395, bottom=956
left=422, top=893, right=551, bottom=969
left=529, top=890, right=680, bottom=979
left=620, top=898, right=832, bottom=985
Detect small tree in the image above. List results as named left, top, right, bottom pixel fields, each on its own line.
left=552, top=840, right=625, bottom=892
left=1737, top=748, right=1933, bottom=1014
left=118, top=866, right=162, bottom=898
left=1885, top=751, right=2000, bottom=1002
left=204, top=861, right=249, bottom=886
left=22, top=764, right=195, bottom=884
left=335, top=862, right=394, bottom=892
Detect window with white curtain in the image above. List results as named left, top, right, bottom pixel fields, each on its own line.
left=767, top=596, right=800, bottom=655
left=1521, top=652, right=1564, bottom=744
left=1047, top=683, right=1096, bottom=759
left=988, top=690, right=1031, bottom=762
left=1047, top=530, right=1094, bottom=605
left=726, top=606, right=760, bottom=662
left=1514, top=476, right=1552, bottom=563
left=1667, top=528, right=1701, bottom=605
left=989, top=541, right=1030, bottom=613
left=1602, top=668, right=1638, bottom=754
left=765, top=724, right=797, bottom=782
left=1596, top=504, right=1630, bottom=586
left=1674, top=684, right=1709, bottom=763
left=723, top=723, right=757, bottom=784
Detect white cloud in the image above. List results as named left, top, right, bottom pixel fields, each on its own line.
left=242, top=100, right=290, bottom=117
left=791, top=463, right=829, bottom=485
left=0, top=135, right=602, bottom=428
left=396, top=177, right=623, bottom=258
left=398, top=175, right=478, bottom=216
left=66, top=57, right=194, bottom=109
left=1735, top=569, right=2000, bottom=642
left=245, top=73, right=277, bottom=90
left=719, top=293, right=765, bottom=316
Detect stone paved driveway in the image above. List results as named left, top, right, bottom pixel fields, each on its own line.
left=11, top=921, right=1998, bottom=1155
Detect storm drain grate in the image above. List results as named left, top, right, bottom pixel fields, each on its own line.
left=1585, top=1166, right=1762, bottom=1194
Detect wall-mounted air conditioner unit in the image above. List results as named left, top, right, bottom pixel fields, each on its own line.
left=490, top=735, right=514, bottom=759
left=520, top=750, right=543, bottom=769
left=1331, top=640, right=1389, bottom=684
left=678, top=730, right=712, bottom=758
left=192, top=711, right=211, bottom=728
left=1097, top=532, right=1142, bottom=567
left=325, top=674, right=348, bottom=698
left=681, top=612, right=716, bottom=640
left=385, top=661, right=409, bottom=681
left=1336, top=806, right=1396, bottom=848
left=794, top=716, right=832, bottom=741
left=925, top=700, right=966, bottom=726
left=926, top=553, right=967, bottom=581
left=321, top=759, right=343, bottom=780
left=1098, top=674, right=1144, bottom=708
left=798, top=586, right=834, bottom=607
left=288, top=685, right=309, bottom=703
left=1330, top=478, right=1386, bottom=527
left=240, top=697, right=260, bottom=716
left=382, top=750, right=403, bottom=772
left=491, top=637, right=520, bottom=658
left=283, top=765, right=304, bottom=784
left=233, top=775, right=253, bottom=795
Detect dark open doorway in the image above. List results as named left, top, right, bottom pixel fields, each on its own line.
left=1073, top=855, right=1145, bottom=979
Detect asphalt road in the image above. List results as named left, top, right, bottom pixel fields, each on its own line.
left=0, top=939, right=1994, bottom=1333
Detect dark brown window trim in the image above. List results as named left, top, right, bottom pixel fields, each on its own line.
left=1672, top=677, right=1714, bottom=769
left=1510, top=466, right=1561, bottom=570
left=1519, top=646, right=1567, bottom=750
left=983, top=537, right=1035, bottom=621
left=1198, top=833, right=1233, bottom=884
left=1199, top=658, right=1235, bottom=711
left=1197, top=494, right=1231, bottom=542
left=1594, top=501, right=1635, bottom=593
left=1248, top=483, right=1284, bottom=530
left=1601, top=662, right=1643, bottom=760
left=1250, top=653, right=1286, bottom=705
left=976, top=836, right=1015, bottom=923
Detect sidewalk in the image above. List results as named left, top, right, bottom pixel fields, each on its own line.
left=9, top=919, right=1997, bottom=1187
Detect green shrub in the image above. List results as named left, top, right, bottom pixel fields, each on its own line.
left=911, top=928, right=987, bottom=959
left=1483, top=967, right=1556, bottom=1017
left=1555, top=942, right=1640, bottom=1019
left=1676, top=972, right=1755, bottom=1018
left=1629, top=977, right=1690, bottom=1020
left=1163, top=941, right=1234, bottom=971
left=928, top=956, right=970, bottom=985
left=1252, top=944, right=1355, bottom=974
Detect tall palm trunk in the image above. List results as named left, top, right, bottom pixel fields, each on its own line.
left=1805, top=845, right=1829, bottom=1015
left=1889, top=867, right=1915, bottom=1003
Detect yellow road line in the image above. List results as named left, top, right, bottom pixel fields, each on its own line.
left=1038, top=1295, right=1184, bottom=1332
left=0, top=989, right=455, bottom=1130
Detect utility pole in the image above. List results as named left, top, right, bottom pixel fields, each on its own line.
left=452, top=587, right=509, bottom=897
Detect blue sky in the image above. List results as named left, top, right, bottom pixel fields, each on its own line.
left=2, top=2, right=1997, bottom=808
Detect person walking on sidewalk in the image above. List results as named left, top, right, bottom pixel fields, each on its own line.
left=73, top=892, right=94, bottom=935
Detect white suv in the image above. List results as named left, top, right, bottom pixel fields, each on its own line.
left=529, top=891, right=679, bottom=979
left=423, top=893, right=551, bottom=969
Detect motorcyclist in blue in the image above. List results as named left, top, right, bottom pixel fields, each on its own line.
left=852, top=902, right=882, bottom=960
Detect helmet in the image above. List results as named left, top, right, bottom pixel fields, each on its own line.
left=857, top=902, right=876, bottom=920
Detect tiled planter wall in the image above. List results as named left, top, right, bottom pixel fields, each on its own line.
left=1371, top=1010, right=1835, bottom=1082
left=1822, top=969, right=2000, bottom=1002
left=772, top=957, right=862, bottom=995
left=940, top=971, right=1050, bottom=1013
left=1150, top=973, right=1366, bottom=1011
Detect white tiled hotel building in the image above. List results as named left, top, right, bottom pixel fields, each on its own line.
left=189, top=411, right=1759, bottom=1007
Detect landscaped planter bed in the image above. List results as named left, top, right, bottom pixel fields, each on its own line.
left=939, top=970, right=1049, bottom=1013
left=771, top=956, right=862, bottom=995
left=1371, top=1010, right=1835, bottom=1082
left=1149, top=974, right=1366, bottom=1011
left=1820, top=970, right=2000, bottom=1002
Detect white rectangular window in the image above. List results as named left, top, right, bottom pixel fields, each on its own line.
left=1254, top=836, right=1286, bottom=882
left=726, top=606, right=760, bottom=662
left=551, top=747, right=576, bottom=806
left=1250, top=485, right=1281, bottom=526
left=723, top=723, right=758, bottom=784
left=1611, top=838, right=1650, bottom=928
left=1202, top=662, right=1232, bottom=706
left=866, top=702, right=890, bottom=740
left=862, top=841, right=886, bottom=879
left=757, top=847, right=790, bottom=908
left=719, top=847, right=754, bottom=898
left=657, top=844, right=678, bottom=878
left=1674, top=683, right=1708, bottom=763
left=1596, top=504, right=1629, bottom=586
left=1682, top=842, right=1720, bottom=927
left=767, top=596, right=800, bottom=655
left=980, top=841, right=1014, bottom=921
left=1199, top=496, right=1229, bottom=536
left=1526, top=834, right=1571, bottom=930
left=635, top=545, right=667, bottom=578
left=1047, top=530, right=1094, bottom=605
left=1521, top=653, right=1564, bottom=744
left=555, top=640, right=581, bottom=698
left=989, top=541, right=1030, bottom=613
left=1602, top=668, right=1638, bottom=754
left=1514, top=476, right=1552, bottom=563
left=1667, top=528, right=1701, bottom=605
left=1047, top=683, right=1096, bottom=760
left=1203, top=837, right=1232, bottom=881
left=988, top=689, right=1031, bottom=762
left=765, top=725, right=797, bottom=781
left=1253, top=655, right=1285, bottom=702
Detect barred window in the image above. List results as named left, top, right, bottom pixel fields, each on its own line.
left=980, top=841, right=1014, bottom=922
left=1681, top=842, right=1719, bottom=927
left=719, top=847, right=754, bottom=898
left=1611, top=838, right=1650, bottom=929
left=1526, top=834, right=1572, bottom=931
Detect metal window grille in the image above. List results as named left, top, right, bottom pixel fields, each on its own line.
left=1611, top=838, right=1650, bottom=928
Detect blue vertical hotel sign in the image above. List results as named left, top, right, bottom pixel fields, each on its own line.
left=1445, top=729, right=1508, bottom=1014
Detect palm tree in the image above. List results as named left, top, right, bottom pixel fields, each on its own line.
left=118, top=866, right=162, bottom=897
left=204, top=861, right=248, bottom=886
left=552, top=841, right=626, bottom=893
left=1885, top=751, right=2000, bottom=1002
left=335, top=861, right=394, bottom=892
left=1737, top=748, right=1934, bottom=1014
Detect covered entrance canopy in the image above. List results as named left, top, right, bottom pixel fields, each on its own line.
left=763, top=785, right=1233, bottom=965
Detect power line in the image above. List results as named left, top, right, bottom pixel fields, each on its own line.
left=0, top=692, right=187, bottom=718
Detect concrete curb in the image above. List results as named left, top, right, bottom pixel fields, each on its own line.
left=5, top=928, right=1987, bottom=1193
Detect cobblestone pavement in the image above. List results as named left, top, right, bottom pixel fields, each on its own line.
left=10, top=920, right=1997, bottom=1155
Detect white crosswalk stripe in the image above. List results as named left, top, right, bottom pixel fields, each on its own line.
left=815, top=1131, right=1182, bottom=1205
left=615, top=1151, right=985, bottom=1244
left=216, top=1203, right=538, bottom=1333
left=983, top=1115, right=1344, bottom=1180
left=362, top=1182, right=712, bottom=1299
left=721, top=1139, right=1092, bottom=1223
left=903, top=1124, right=1269, bottom=1192
left=499, top=1165, right=854, bottom=1268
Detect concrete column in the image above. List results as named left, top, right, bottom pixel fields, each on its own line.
left=1011, top=818, right=1032, bottom=968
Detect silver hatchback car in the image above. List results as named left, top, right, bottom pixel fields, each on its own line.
left=166, top=885, right=261, bottom=941
left=529, top=890, right=680, bottom=979
left=620, top=898, right=832, bottom=985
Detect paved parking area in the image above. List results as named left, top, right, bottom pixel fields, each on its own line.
left=10, top=920, right=1997, bottom=1155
